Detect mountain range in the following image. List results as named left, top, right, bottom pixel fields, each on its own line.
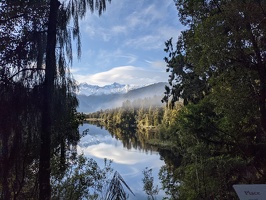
left=77, top=82, right=141, bottom=96
left=77, top=82, right=167, bottom=113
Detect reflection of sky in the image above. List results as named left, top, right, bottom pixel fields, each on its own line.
left=78, top=124, right=166, bottom=200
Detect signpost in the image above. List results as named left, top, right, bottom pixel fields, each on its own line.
left=233, top=184, right=266, bottom=200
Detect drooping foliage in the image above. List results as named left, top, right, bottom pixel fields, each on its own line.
left=0, top=0, right=111, bottom=199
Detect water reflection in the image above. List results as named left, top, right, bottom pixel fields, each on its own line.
left=78, top=123, right=165, bottom=200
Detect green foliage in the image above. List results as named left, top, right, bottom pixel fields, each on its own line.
left=163, top=38, right=209, bottom=106
left=86, top=98, right=165, bottom=129
left=51, top=155, right=113, bottom=200
left=142, top=167, right=159, bottom=200
left=167, top=100, right=248, bottom=199
left=158, top=1, right=266, bottom=199
left=158, top=90, right=262, bottom=199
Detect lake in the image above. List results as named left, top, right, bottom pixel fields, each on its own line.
left=77, top=123, right=166, bottom=200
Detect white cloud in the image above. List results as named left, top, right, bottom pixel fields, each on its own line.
left=71, top=0, right=182, bottom=86
left=81, top=0, right=181, bottom=45
left=111, top=25, right=127, bottom=34
left=124, top=35, right=163, bottom=50
left=117, top=54, right=137, bottom=64
left=94, top=49, right=138, bottom=68
left=146, top=60, right=167, bottom=70
left=73, top=65, right=168, bottom=86
left=125, top=4, right=162, bottom=30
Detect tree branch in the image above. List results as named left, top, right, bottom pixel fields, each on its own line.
left=8, top=68, right=44, bottom=80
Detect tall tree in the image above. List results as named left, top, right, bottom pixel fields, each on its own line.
left=38, top=0, right=111, bottom=199
left=170, top=0, right=266, bottom=138
left=39, top=1, right=60, bottom=199
left=1, top=0, right=111, bottom=199
left=161, top=1, right=266, bottom=198
left=0, top=1, right=47, bottom=199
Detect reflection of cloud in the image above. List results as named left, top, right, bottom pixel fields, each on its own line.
left=122, top=166, right=139, bottom=177
left=77, top=143, right=162, bottom=165
left=76, top=123, right=166, bottom=198
left=74, top=66, right=168, bottom=86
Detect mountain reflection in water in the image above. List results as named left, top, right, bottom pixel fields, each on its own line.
left=78, top=123, right=165, bottom=200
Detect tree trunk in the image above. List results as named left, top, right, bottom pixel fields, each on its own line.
left=1, top=130, right=11, bottom=200
left=38, top=0, right=60, bottom=199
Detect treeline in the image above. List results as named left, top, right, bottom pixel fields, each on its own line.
left=86, top=97, right=173, bottom=129
left=86, top=99, right=182, bottom=147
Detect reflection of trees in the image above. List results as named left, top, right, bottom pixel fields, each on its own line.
left=106, top=126, right=138, bottom=150
left=96, top=123, right=159, bottom=153
left=157, top=149, right=182, bottom=199
left=0, top=83, right=41, bottom=199
left=0, top=77, right=80, bottom=199
left=86, top=120, right=104, bottom=129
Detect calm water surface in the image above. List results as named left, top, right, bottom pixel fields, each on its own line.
left=78, top=123, right=166, bottom=200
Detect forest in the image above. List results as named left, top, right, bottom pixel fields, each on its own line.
left=1, top=0, right=266, bottom=200
left=87, top=1, right=266, bottom=199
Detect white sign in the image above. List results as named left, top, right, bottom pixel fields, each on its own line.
left=233, top=184, right=266, bottom=200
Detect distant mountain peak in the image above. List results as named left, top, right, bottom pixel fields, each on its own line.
left=111, top=82, right=122, bottom=86
left=78, top=82, right=141, bottom=96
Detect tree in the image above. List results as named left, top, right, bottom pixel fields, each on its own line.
left=172, top=0, right=266, bottom=138
left=142, top=167, right=159, bottom=200
left=39, top=0, right=111, bottom=199
left=160, top=1, right=266, bottom=198
left=163, top=37, right=209, bottom=106
left=0, top=0, right=111, bottom=199
left=0, top=1, right=47, bottom=199
left=51, top=155, right=113, bottom=200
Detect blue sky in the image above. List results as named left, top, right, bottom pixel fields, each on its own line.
left=71, top=0, right=183, bottom=86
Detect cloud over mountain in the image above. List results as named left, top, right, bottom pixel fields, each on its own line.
left=72, top=0, right=182, bottom=87
left=74, top=66, right=169, bottom=86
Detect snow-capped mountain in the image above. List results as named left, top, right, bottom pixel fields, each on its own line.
left=77, top=82, right=141, bottom=96
left=77, top=82, right=168, bottom=113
